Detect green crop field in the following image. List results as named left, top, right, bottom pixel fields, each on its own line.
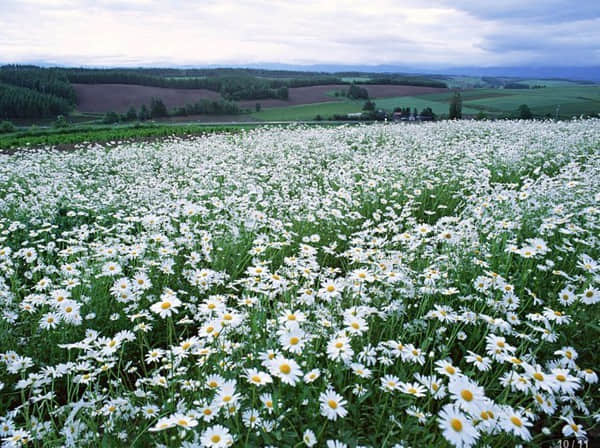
left=252, top=101, right=363, bottom=121
left=408, top=86, right=600, bottom=118
left=370, top=96, right=481, bottom=115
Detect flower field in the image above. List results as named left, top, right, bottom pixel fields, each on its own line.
left=0, top=120, right=599, bottom=447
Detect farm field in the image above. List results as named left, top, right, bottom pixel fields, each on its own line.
left=251, top=101, right=363, bottom=121
left=0, top=121, right=599, bottom=447
left=73, top=83, right=447, bottom=114
left=419, top=86, right=600, bottom=118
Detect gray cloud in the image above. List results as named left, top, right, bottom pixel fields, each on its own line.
left=0, top=0, right=598, bottom=67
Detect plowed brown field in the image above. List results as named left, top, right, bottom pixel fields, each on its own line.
left=74, top=83, right=447, bottom=113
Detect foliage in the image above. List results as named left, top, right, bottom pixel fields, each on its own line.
left=362, top=100, right=376, bottom=111
left=150, top=97, right=168, bottom=118
left=0, top=120, right=16, bottom=134
left=449, top=91, right=463, bottom=119
left=53, top=114, right=69, bottom=128
left=0, top=121, right=598, bottom=447
left=347, top=84, right=369, bottom=100
left=0, top=83, right=72, bottom=119
left=517, top=104, right=533, bottom=119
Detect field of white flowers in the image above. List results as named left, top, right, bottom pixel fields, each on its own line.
left=0, top=120, right=599, bottom=447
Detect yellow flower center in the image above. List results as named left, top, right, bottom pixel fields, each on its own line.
left=326, top=285, right=335, bottom=292
left=211, top=435, right=221, bottom=443
left=533, top=372, right=544, bottom=381
left=161, top=302, right=171, bottom=310
left=335, top=342, right=343, bottom=349
left=461, top=390, right=474, bottom=401
left=510, top=416, right=523, bottom=427
left=290, top=337, right=299, bottom=345
left=450, top=418, right=463, bottom=432
left=556, top=374, right=566, bottom=382
left=279, top=364, right=291, bottom=374
left=445, top=366, right=456, bottom=375
left=328, top=400, right=338, bottom=409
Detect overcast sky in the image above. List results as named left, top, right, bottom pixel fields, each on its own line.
left=1, top=0, right=599, bottom=67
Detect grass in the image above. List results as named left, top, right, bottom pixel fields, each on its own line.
left=0, top=121, right=598, bottom=447
left=419, top=86, right=600, bottom=117
left=252, top=101, right=363, bottom=121
left=0, top=121, right=361, bottom=151
left=0, top=123, right=256, bottom=150
left=369, top=96, right=481, bottom=115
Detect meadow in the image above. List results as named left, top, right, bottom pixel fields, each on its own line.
left=0, top=120, right=599, bottom=447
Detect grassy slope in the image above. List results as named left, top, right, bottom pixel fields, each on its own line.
left=422, top=86, right=600, bottom=117
left=252, top=101, right=363, bottom=121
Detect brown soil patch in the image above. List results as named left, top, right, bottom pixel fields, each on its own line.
left=241, top=84, right=447, bottom=109
left=73, top=84, right=222, bottom=113
left=74, top=83, right=448, bottom=113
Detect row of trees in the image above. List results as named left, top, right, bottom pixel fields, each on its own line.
left=102, top=98, right=243, bottom=123
left=0, top=65, right=77, bottom=103
left=0, top=83, right=72, bottom=119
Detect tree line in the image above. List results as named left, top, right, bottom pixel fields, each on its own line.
left=102, top=98, right=244, bottom=123
left=0, top=66, right=76, bottom=118
left=0, top=65, right=77, bottom=103
left=0, top=83, right=72, bottom=119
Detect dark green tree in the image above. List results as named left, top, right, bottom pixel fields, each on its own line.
left=517, top=104, right=533, bottom=119
left=150, top=97, right=167, bottom=118
left=255, top=103, right=261, bottom=112
left=138, top=104, right=150, bottom=121
left=420, top=107, right=436, bottom=120
left=449, top=91, right=462, bottom=119
left=54, top=115, right=69, bottom=128
left=348, top=83, right=369, bottom=100
left=0, top=120, right=16, bottom=133
left=126, top=106, right=138, bottom=121
left=102, top=111, right=120, bottom=124
left=363, top=100, right=376, bottom=111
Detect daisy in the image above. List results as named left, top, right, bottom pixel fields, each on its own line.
left=150, top=295, right=182, bottom=318
left=200, top=424, right=233, bottom=448
left=501, top=408, right=532, bottom=441
left=268, top=355, right=302, bottom=386
left=561, top=416, right=587, bottom=439
left=197, top=400, right=219, bottom=423
left=245, top=368, right=273, bottom=387
left=304, top=369, right=320, bottom=383
left=326, top=335, right=354, bottom=363
left=172, top=414, right=198, bottom=429
left=260, top=393, right=276, bottom=414
left=303, top=429, right=317, bottom=447
left=148, top=416, right=175, bottom=432
left=465, top=351, right=491, bottom=371
left=438, top=404, right=479, bottom=448
left=279, top=328, right=306, bottom=354
left=435, top=360, right=462, bottom=378
left=319, top=389, right=348, bottom=421
left=551, top=368, right=581, bottom=394
left=380, top=374, right=401, bottom=392
left=448, top=376, right=485, bottom=412
left=400, top=382, right=427, bottom=398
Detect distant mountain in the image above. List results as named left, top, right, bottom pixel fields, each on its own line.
left=2, top=60, right=599, bottom=82
left=245, top=64, right=600, bottom=82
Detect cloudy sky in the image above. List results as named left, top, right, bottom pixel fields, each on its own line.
left=1, top=0, right=599, bottom=67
